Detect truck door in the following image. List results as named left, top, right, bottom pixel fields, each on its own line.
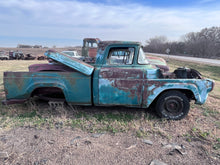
left=98, top=47, right=143, bottom=106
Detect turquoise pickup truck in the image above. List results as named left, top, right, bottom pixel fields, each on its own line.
left=2, top=41, right=214, bottom=120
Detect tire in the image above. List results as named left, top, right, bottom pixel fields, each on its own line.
left=155, top=90, right=190, bottom=120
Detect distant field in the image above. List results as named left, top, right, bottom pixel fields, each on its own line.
left=0, top=59, right=219, bottom=164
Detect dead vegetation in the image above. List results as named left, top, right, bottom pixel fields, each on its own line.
left=0, top=60, right=219, bottom=164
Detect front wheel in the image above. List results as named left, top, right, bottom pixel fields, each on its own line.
left=156, top=91, right=190, bottom=120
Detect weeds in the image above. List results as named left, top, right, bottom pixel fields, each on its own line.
left=65, top=110, right=139, bottom=134
left=201, top=105, right=219, bottom=117
left=213, top=138, right=220, bottom=150
left=215, top=121, right=220, bottom=129
left=18, top=110, right=39, bottom=118
left=184, top=127, right=212, bottom=143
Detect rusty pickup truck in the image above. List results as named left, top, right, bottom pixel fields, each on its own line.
left=2, top=41, right=214, bottom=120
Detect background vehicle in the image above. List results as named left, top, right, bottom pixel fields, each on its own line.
left=81, top=38, right=101, bottom=58
left=9, top=51, right=24, bottom=60
left=61, top=51, right=81, bottom=59
left=23, top=53, right=36, bottom=60
left=0, top=51, right=9, bottom=60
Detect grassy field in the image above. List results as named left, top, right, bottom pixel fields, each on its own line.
left=0, top=59, right=219, bottom=160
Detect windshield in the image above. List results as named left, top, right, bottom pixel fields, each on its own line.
left=62, top=51, right=79, bottom=57
left=138, top=47, right=149, bottom=64
left=65, top=52, right=74, bottom=56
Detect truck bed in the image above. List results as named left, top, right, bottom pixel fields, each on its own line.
left=3, top=71, right=92, bottom=105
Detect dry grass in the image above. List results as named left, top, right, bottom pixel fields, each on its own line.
left=0, top=60, right=219, bottom=162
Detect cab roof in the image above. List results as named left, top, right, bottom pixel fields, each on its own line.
left=98, top=41, right=141, bottom=50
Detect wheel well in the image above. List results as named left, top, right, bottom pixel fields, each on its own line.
left=149, top=89, right=194, bottom=107
left=31, top=87, right=65, bottom=99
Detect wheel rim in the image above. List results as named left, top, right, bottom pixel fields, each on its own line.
left=162, top=96, right=184, bottom=116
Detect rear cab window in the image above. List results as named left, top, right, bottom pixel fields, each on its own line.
left=107, top=47, right=135, bottom=65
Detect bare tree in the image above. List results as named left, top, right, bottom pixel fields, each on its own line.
left=144, top=27, right=220, bottom=59
left=144, top=36, right=168, bottom=53
left=183, top=27, right=220, bottom=58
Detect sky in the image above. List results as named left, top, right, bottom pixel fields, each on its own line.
left=0, top=0, right=220, bottom=47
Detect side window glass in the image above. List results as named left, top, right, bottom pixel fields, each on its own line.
left=107, top=48, right=134, bottom=65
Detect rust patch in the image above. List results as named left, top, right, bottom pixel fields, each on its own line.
left=114, top=79, right=143, bottom=99
left=2, top=99, right=27, bottom=105
left=100, top=68, right=143, bottom=79
left=29, top=64, right=76, bottom=72
left=100, top=67, right=144, bottom=100
left=142, top=80, right=167, bottom=106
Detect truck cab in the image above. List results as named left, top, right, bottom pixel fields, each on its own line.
left=93, top=41, right=150, bottom=106
left=81, top=38, right=101, bottom=58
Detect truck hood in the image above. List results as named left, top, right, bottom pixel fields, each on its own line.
left=44, top=50, right=94, bottom=76
left=147, top=56, right=169, bottom=72
left=147, top=56, right=167, bottom=66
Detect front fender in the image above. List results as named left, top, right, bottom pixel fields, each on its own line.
left=144, top=79, right=213, bottom=108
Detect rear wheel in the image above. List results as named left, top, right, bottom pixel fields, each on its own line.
left=156, top=90, right=190, bottom=120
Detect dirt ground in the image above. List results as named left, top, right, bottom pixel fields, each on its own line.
left=0, top=99, right=219, bottom=165
left=0, top=126, right=219, bottom=165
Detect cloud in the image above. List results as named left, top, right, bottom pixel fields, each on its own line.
left=199, top=0, right=217, bottom=4
left=0, top=0, right=220, bottom=46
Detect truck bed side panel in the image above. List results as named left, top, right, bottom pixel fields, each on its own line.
left=4, top=72, right=92, bottom=105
